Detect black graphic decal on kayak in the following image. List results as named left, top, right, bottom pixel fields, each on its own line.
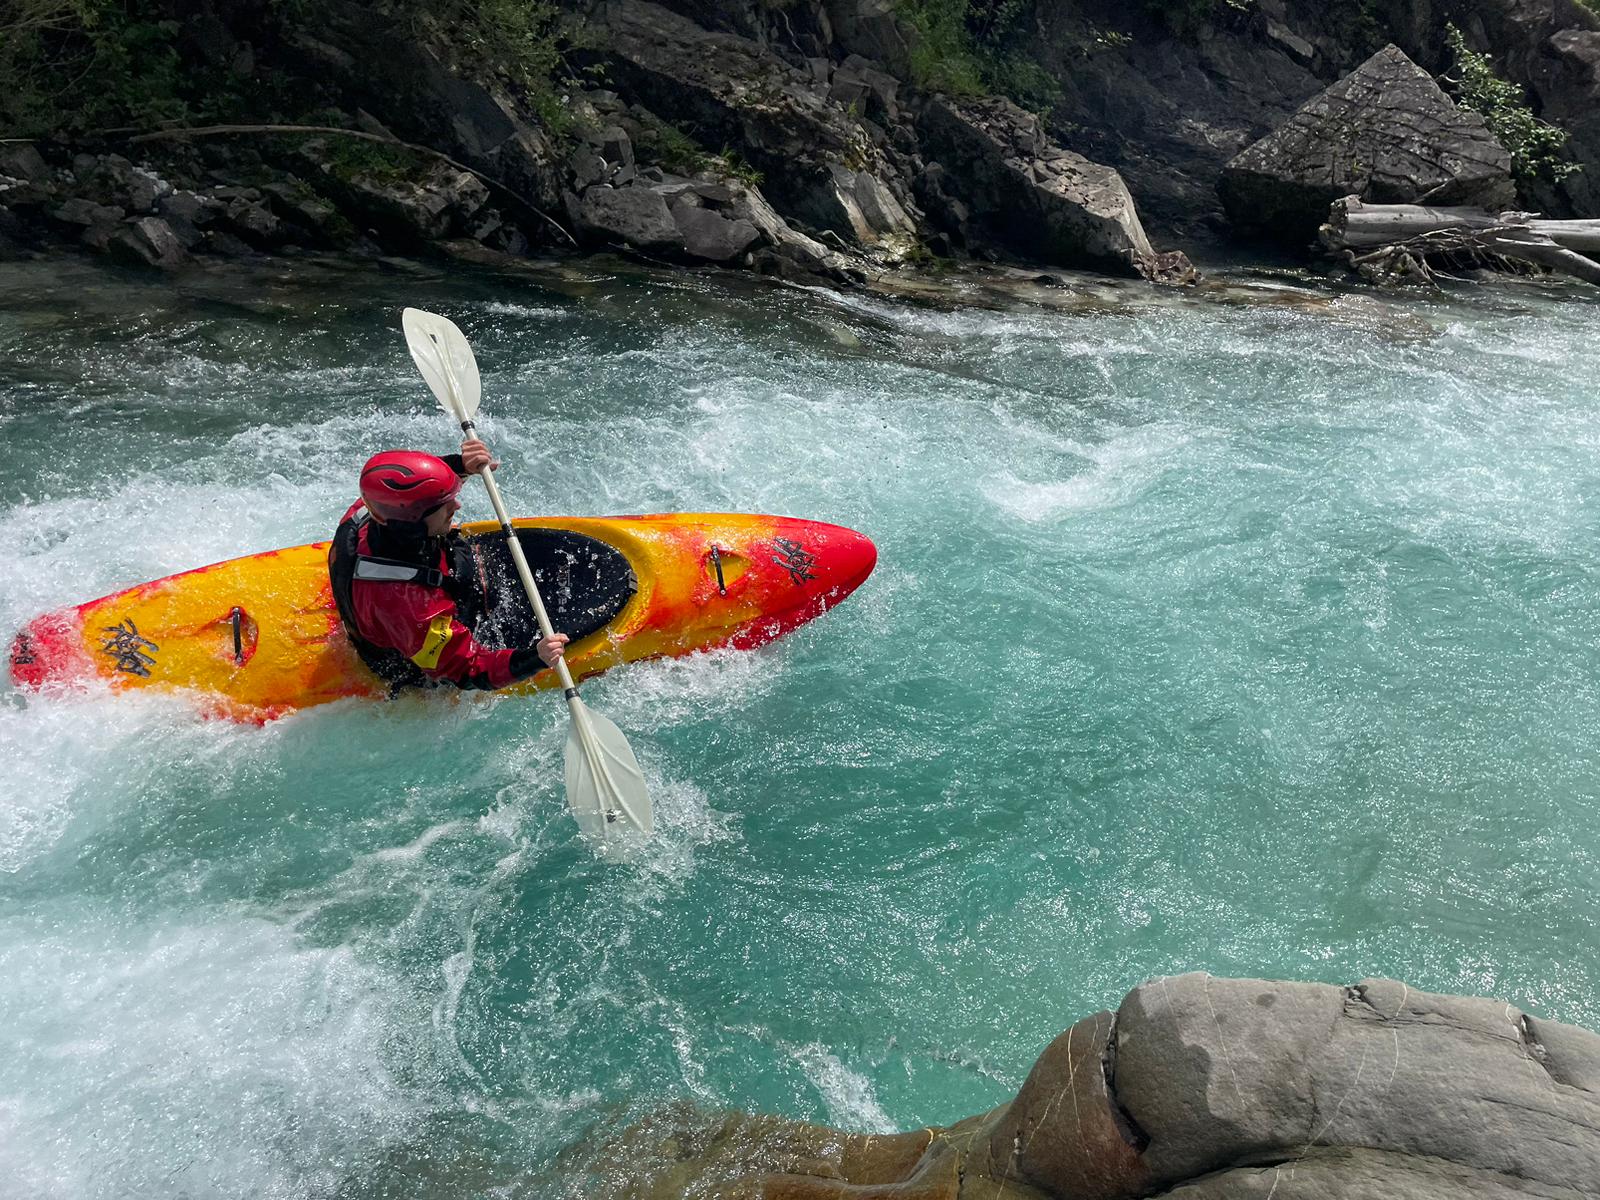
left=101, top=618, right=158, bottom=677
left=772, top=537, right=817, bottom=587
left=11, top=631, right=35, bottom=666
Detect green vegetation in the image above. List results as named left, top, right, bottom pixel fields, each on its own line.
left=0, top=0, right=582, bottom=140
left=635, top=120, right=708, bottom=177
left=633, top=118, right=764, bottom=185
left=0, top=0, right=340, bottom=138
left=897, top=0, right=1061, bottom=111
left=1445, top=24, right=1578, bottom=182
left=386, top=0, right=578, bottom=132
left=711, top=148, right=763, bottom=187
left=0, top=1, right=188, bottom=137
left=315, top=137, right=428, bottom=184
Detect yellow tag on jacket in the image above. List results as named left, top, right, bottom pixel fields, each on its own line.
left=410, top=613, right=454, bottom=669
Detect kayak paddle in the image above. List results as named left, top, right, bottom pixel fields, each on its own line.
left=400, top=307, right=653, bottom=841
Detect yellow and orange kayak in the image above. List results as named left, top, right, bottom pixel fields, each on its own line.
left=8, top=512, right=876, bottom=722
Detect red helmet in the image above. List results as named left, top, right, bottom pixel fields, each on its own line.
left=359, top=451, right=461, bottom=522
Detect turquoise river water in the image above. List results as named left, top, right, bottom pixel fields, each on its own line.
left=1, top=255, right=1598, bottom=1197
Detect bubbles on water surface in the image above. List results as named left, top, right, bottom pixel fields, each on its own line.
left=0, top=910, right=439, bottom=1199
left=787, top=1043, right=897, bottom=1133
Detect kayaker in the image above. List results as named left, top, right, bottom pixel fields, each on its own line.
left=328, top=438, right=569, bottom=691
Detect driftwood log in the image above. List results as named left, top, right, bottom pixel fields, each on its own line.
left=1320, top=195, right=1600, bottom=286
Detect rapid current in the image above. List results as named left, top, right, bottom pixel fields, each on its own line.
left=2, top=255, right=1598, bottom=1196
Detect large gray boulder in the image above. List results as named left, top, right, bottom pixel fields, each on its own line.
left=609, top=975, right=1600, bottom=1199
left=108, top=217, right=189, bottom=270
left=567, top=170, right=851, bottom=276
left=572, top=184, right=681, bottom=249
left=1221, top=44, right=1516, bottom=243
left=669, top=202, right=761, bottom=261
left=998, top=974, right=1600, bottom=1199
left=914, top=95, right=1187, bottom=280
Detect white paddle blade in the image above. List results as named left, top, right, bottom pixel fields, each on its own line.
left=401, top=307, right=482, bottom=423
left=564, top=700, right=653, bottom=839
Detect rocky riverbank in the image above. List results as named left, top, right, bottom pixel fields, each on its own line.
left=2, top=1, right=1597, bottom=299
left=591, top=973, right=1600, bottom=1199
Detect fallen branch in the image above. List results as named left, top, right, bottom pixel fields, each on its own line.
left=124, top=123, right=577, bottom=247
left=1320, top=195, right=1600, bottom=287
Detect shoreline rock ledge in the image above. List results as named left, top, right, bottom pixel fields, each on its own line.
left=600, top=973, right=1600, bottom=1199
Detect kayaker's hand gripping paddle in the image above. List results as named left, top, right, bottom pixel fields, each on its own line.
left=401, top=307, right=653, bottom=842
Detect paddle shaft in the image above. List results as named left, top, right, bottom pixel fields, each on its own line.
left=457, top=418, right=581, bottom=699
left=402, top=308, right=650, bottom=840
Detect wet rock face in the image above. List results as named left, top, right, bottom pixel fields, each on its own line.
left=1031, top=0, right=1600, bottom=240
left=586, top=0, right=1189, bottom=280
left=1031, top=1, right=1332, bottom=245
left=822, top=0, right=917, bottom=79
left=275, top=0, right=562, bottom=212
left=588, top=0, right=920, bottom=249
left=565, top=171, right=846, bottom=276
left=914, top=95, right=1188, bottom=281
left=1220, top=45, right=1516, bottom=244
left=1109, top=975, right=1600, bottom=1196
left=987, top=1009, right=1151, bottom=1200
left=611, top=975, right=1600, bottom=1199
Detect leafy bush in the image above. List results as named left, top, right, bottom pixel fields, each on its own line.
left=630, top=117, right=763, bottom=185
left=1444, top=24, right=1578, bottom=182
left=0, top=0, right=583, bottom=141
left=0, top=1, right=188, bottom=137
left=316, top=136, right=428, bottom=183
left=898, top=0, right=1061, bottom=111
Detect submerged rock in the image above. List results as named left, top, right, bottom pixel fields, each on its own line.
left=1220, top=44, right=1516, bottom=245
left=601, top=974, right=1600, bottom=1199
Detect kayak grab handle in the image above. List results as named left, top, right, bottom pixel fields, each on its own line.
left=709, top=544, right=727, bottom=596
